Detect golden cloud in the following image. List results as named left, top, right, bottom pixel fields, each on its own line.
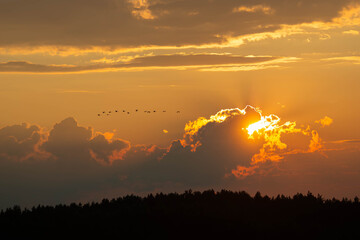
left=315, top=116, right=334, bottom=127
left=0, top=54, right=280, bottom=74
left=0, top=0, right=355, bottom=56
left=233, top=5, right=274, bottom=15
left=343, top=29, right=360, bottom=35
left=183, top=105, right=328, bottom=179
left=1, top=105, right=359, bottom=208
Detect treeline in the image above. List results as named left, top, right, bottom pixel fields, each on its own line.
left=1, top=190, right=359, bottom=239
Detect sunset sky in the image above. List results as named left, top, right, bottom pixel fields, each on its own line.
left=1, top=0, right=360, bottom=208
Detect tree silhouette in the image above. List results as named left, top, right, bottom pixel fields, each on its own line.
left=0, top=190, right=359, bottom=239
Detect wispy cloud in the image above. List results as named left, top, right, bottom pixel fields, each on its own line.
left=58, top=90, right=103, bottom=94
left=233, top=5, right=274, bottom=15
left=343, top=29, right=360, bottom=35
left=315, top=116, right=333, bottom=127
left=0, top=54, right=282, bottom=73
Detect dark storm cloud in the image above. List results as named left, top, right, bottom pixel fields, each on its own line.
left=0, top=54, right=278, bottom=73
left=0, top=0, right=355, bottom=48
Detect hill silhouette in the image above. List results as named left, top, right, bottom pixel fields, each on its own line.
left=1, top=190, right=359, bottom=239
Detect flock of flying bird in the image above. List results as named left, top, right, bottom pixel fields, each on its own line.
left=97, top=109, right=181, bottom=117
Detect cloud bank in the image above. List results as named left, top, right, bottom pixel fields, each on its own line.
left=0, top=0, right=356, bottom=49
left=1, top=106, right=359, bottom=208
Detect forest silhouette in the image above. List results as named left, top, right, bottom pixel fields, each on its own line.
left=1, top=190, right=359, bottom=239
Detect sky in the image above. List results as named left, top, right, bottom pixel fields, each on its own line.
left=0, top=0, right=360, bottom=209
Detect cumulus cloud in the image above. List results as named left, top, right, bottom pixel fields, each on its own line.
left=42, top=118, right=93, bottom=160
left=138, top=107, right=264, bottom=185
left=0, top=106, right=358, bottom=208
left=41, top=117, right=131, bottom=167
left=181, top=106, right=329, bottom=179
left=89, top=134, right=130, bottom=165
left=0, top=123, right=46, bottom=161
left=315, top=116, right=333, bottom=127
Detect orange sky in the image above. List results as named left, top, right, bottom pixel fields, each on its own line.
left=0, top=0, right=359, bottom=208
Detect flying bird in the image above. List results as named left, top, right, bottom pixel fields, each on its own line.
left=97, top=107, right=181, bottom=117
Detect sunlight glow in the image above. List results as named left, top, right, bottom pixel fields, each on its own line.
left=184, top=105, right=325, bottom=178
left=246, top=114, right=281, bottom=139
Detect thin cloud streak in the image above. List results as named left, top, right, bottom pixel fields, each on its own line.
left=0, top=54, right=280, bottom=73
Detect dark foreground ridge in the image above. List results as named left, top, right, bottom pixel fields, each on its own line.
left=1, top=190, right=359, bottom=239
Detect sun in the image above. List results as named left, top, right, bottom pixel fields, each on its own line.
left=246, top=114, right=281, bottom=139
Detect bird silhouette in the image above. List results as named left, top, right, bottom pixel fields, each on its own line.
left=96, top=108, right=180, bottom=116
